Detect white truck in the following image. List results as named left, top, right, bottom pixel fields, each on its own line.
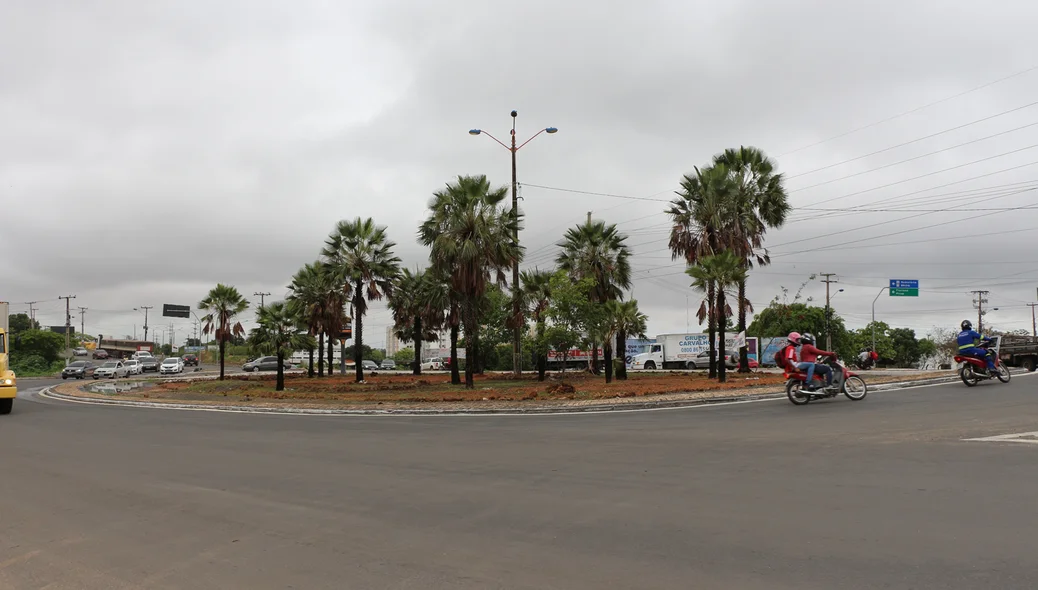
left=630, top=333, right=757, bottom=371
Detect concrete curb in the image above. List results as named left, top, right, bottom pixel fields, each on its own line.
left=37, top=373, right=989, bottom=416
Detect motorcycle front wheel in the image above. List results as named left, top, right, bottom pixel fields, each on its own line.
left=843, top=376, right=867, bottom=401
left=786, top=379, right=811, bottom=405
left=960, top=366, right=979, bottom=387
left=996, top=364, right=1011, bottom=383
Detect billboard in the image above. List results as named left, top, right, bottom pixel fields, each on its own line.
left=163, top=304, right=191, bottom=319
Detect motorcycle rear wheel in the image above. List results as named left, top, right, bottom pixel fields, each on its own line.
left=960, top=366, right=979, bottom=387
left=996, top=364, right=1011, bottom=383
left=843, top=376, right=867, bottom=401
left=786, top=380, right=810, bottom=405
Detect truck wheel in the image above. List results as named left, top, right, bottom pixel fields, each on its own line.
left=1023, top=358, right=1036, bottom=372
left=0, top=399, right=12, bottom=415
left=644, top=361, right=656, bottom=370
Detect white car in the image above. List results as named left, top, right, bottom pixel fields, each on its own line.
left=160, top=357, right=184, bottom=375
left=132, top=351, right=154, bottom=361
left=93, top=361, right=130, bottom=379
left=420, top=358, right=443, bottom=371
left=124, top=359, right=142, bottom=375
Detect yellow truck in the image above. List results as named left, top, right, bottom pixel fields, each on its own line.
left=0, top=301, right=15, bottom=415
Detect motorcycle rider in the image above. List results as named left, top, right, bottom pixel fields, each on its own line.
left=956, top=320, right=996, bottom=372
left=797, top=333, right=836, bottom=390
left=780, top=332, right=801, bottom=371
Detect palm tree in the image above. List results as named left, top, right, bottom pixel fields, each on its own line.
left=667, top=164, right=735, bottom=378
left=687, top=251, right=747, bottom=383
left=606, top=299, right=648, bottom=381
left=424, top=270, right=463, bottom=384
left=712, top=146, right=790, bottom=372
left=287, top=262, right=330, bottom=378
left=388, top=268, right=439, bottom=375
left=320, top=269, right=349, bottom=378
left=322, top=218, right=401, bottom=382
left=250, top=301, right=308, bottom=391
left=555, top=220, right=632, bottom=375
left=198, top=284, right=250, bottom=380
left=419, top=175, right=521, bottom=389
left=520, top=268, right=553, bottom=381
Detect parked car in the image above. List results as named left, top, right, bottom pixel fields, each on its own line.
left=379, top=359, right=396, bottom=370
left=92, top=349, right=109, bottom=360
left=182, top=353, right=199, bottom=367
left=61, top=361, right=95, bottom=380
left=124, top=359, right=142, bottom=375
left=93, top=361, right=129, bottom=379
left=139, top=356, right=160, bottom=372
left=242, top=356, right=288, bottom=372
left=362, top=360, right=379, bottom=370
left=72, top=347, right=89, bottom=357
left=420, top=358, right=443, bottom=371
left=160, top=357, right=184, bottom=375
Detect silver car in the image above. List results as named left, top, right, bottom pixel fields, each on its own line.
left=160, top=357, right=184, bottom=375
left=93, top=361, right=130, bottom=379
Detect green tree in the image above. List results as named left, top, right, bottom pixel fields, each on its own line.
left=556, top=220, right=632, bottom=376
left=476, top=284, right=515, bottom=374
left=9, top=313, right=38, bottom=334
left=393, top=347, right=416, bottom=366
left=250, top=301, right=307, bottom=391
left=198, top=284, right=250, bottom=380
left=606, top=299, right=648, bottom=381
left=543, top=325, right=581, bottom=373
left=419, top=175, right=521, bottom=389
left=711, top=147, right=790, bottom=373
left=888, top=327, right=921, bottom=367
left=748, top=302, right=852, bottom=360
left=388, top=268, right=440, bottom=375
left=287, top=262, right=336, bottom=378
left=12, top=329, right=65, bottom=363
left=544, top=271, right=605, bottom=372
left=668, top=164, right=734, bottom=378
left=322, top=217, right=401, bottom=382
left=687, top=251, right=746, bottom=383
left=424, top=270, right=463, bottom=384
left=521, top=269, right=554, bottom=381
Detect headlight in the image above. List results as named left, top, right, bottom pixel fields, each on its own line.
left=3, top=378, right=14, bottom=385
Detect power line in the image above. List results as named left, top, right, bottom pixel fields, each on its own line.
left=776, top=64, right=1038, bottom=157
left=786, top=100, right=1038, bottom=180
left=521, top=183, right=671, bottom=203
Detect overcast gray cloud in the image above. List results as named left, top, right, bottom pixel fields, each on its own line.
left=4, top=0, right=1038, bottom=346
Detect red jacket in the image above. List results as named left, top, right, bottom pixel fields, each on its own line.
left=799, top=343, right=834, bottom=363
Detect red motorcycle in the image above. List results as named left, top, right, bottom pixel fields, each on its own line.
left=954, top=339, right=1010, bottom=387
left=784, top=356, right=867, bottom=405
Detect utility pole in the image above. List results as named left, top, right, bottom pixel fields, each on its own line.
left=970, top=290, right=990, bottom=333
left=77, top=307, right=87, bottom=338
left=587, top=211, right=592, bottom=224
left=254, top=292, right=271, bottom=308
left=1028, top=303, right=1038, bottom=338
left=820, top=273, right=838, bottom=351
left=138, top=306, right=153, bottom=342
left=24, top=301, right=37, bottom=325
left=59, top=295, right=76, bottom=364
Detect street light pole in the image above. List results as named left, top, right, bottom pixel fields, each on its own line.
left=871, top=286, right=886, bottom=351
left=470, top=112, right=558, bottom=377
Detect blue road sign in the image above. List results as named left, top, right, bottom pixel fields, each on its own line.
left=889, top=279, right=919, bottom=289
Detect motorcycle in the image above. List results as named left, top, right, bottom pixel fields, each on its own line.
left=953, top=338, right=1010, bottom=387
left=854, top=350, right=878, bottom=370
left=784, top=356, right=868, bottom=405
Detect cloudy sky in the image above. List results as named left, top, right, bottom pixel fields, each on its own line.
left=4, top=0, right=1038, bottom=347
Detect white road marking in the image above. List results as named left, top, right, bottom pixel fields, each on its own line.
left=963, top=431, right=1038, bottom=444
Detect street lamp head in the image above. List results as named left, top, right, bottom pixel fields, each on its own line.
left=545, top=127, right=558, bottom=134
left=468, top=129, right=482, bottom=135
left=510, top=110, right=517, bottom=118
left=838, top=288, right=845, bottom=292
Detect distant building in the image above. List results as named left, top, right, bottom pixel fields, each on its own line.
left=386, top=326, right=401, bottom=356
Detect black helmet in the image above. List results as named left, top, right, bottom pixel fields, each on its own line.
left=801, top=333, right=816, bottom=345
left=961, top=320, right=972, bottom=331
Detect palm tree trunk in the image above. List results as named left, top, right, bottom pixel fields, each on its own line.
left=604, top=336, right=614, bottom=384
left=412, top=316, right=422, bottom=376
left=536, top=322, right=547, bottom=382
left=717, top=289, right=727, bottom=383
left=617, top=328, right=628, bottom=380
left=219, top=338, right=226, bottom=381
left=318, top=332, right=325, bottom=377
left=450, top=323, right=461, bottom=385
left=463, top=301, right=476, bottom=389
left=276, top=348, right=285, bottom=391
left=354, top=296, right=364, bottom=383
left=738, top=276, right=750, bottom=373
left=707, top=280, right=717, bottom=379
left=308, top=345, right=315, bottom=378
left=326, top=331, right=334, bottom=378
left=591, top=343, right=600, bottom=375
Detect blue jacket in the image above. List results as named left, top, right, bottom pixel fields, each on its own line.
left=956, top=329, right=988, bottom=351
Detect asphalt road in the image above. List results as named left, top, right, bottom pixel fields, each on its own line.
left=3, top=376, right=1037, bottom=589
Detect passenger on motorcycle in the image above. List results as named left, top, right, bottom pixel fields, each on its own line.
left=797, top=333, right=835, bottom=390
left=779, top=332, right=801, bottom=371
left=956, top=320, right=996, bottom=371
